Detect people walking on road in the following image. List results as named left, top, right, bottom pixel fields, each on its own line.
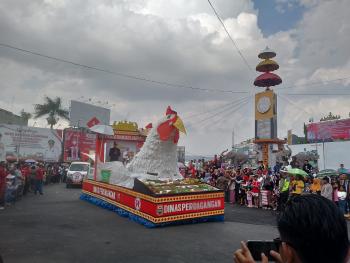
left=45, top=165, right=53, bottom=185
left=30, top=165, right=37, bottom=192
left=21, top=163, right=31, bottom=195
left=34, top=165, right=44, bottom=195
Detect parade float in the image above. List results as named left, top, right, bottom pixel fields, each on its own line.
left=81, top=107, right=224, bottom=227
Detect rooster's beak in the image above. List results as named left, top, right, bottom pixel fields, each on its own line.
left=173, top=116, right=186, bottom=134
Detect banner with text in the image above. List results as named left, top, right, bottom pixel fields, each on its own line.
left=0, top=124, right=62, bottom=162
left=307, top=119, right=350, bottom=142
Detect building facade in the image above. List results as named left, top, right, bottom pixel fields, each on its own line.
left=0, top=108, right=27, bottom=126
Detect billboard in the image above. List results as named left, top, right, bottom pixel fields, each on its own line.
left=307, top=119, right=350, bottom=142
left=0, top=124, right=62, bottom=162
left=63, top=129, right=96, bottom=162
left=69, top=100, right=110, bottom=128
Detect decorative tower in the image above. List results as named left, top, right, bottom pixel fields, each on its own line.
left=253, top=47, right=285, bottom=168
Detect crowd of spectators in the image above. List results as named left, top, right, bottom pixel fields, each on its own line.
left=0, top=161, right=67, bottom=210
left=183, top=155, right=350, bottom=217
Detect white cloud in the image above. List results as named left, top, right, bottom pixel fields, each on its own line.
left=0, top=0, right=349, bottom=155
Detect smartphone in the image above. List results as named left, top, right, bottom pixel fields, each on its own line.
left=246, top=240, right=279, bottom=261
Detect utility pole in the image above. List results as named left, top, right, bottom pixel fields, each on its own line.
left=231, top=128, right=235, bottom=151
left=322, top=140, right=326, bottom=170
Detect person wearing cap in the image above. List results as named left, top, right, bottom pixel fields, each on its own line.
left=321, top=176, right=333, bottom=201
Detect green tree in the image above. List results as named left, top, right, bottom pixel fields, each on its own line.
left=34, top=96, right=69, bottom=129
left=20, top=109, right=32, bottom=124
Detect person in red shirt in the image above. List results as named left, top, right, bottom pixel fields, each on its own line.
left=21, top=164, right=31, bottom=195
left=34, top=164, right=45, bottom=195
left=0, top=162, right=7, bottom=209
left=251, top=175, right=261, bottom=208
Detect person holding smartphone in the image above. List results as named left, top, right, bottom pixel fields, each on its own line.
left=233, top=194, right=349, bottom=263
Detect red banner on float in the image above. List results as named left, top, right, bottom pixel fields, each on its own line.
left=82, top=180, right=224, bottom=222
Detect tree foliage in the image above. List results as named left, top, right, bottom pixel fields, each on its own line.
left=20, top=109, right=32, bottom=123
left=34, top=96, right=69, bottom=128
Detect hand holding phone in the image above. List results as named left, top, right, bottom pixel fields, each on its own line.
left=246, top=240, right=279, bottom=261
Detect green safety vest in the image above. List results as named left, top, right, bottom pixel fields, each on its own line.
left=282, top=179, right=290, bottom=192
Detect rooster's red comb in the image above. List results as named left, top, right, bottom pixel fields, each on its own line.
left=166, top=106, right=177, bottom=115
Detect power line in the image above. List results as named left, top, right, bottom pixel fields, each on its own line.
left=201, top=96, right=251, bottom=124
left=192, top=96, right=252, bottom=127
left=183, top=95, right=250, bottom=120
left=0, top=42, right=248, bottom=94
left=207, top=0, right=253, bottom=73
left=277, top=94, right=312, bottom=115
left=274, top=76, right=350, bottom=91
left=282, top=93, right=350, bottom=96
left=202, top=96, right=252, bottom=128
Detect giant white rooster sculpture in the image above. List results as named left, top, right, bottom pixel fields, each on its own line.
left=104, top=106, right=186, bottom=188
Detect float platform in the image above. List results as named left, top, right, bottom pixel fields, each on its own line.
left=81, top=179, right=225, bottom=228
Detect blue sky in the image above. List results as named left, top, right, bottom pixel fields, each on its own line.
left=252, top=0, right=305, bottom=35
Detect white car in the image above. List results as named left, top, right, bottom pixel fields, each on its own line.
left=66, top=162, right=91, bottom=188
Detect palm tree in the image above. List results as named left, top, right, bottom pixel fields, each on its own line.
left=34, top=96, right=69, bottom=129
left=20, top=109, right=32, bottom=124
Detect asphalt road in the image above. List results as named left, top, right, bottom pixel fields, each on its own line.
left=0, top=184, right=280, bottom=263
